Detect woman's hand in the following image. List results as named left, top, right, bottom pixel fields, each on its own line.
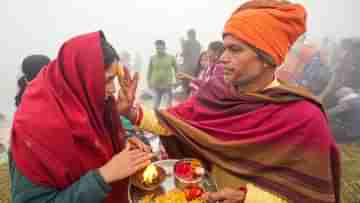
left=128, top=136, right=151, bottom=152
left=98, top=142, right=153, bottom=184
left=202, top=187, right=246, bottom=203
left=116, top=68, right=139, bottom=116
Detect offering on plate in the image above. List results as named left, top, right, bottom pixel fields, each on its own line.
left=140, top=187, right=205, bottom=203
left=183, top=186, right=205, bottom=201
left=174, top=159, right=205, bottom=189
left=131, top=164, right=166, bottom=191
left=129, top=159, right=217, bottom=203
left=143, top=164, right=159, bottom=186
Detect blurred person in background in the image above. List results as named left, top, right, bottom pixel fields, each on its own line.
left=147, top=40, right=178, bottom=109
left=328, top=87, right=360, bottom=141
left=177, top=41, right=225, bottom=95
left=15, top=55, right=50, bottom=107
left=320, top=38, right=360, bottom=106
left=180, top=29, right=202, bottom=95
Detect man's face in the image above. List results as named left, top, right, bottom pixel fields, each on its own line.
left=156, top=44, right=166, bottom=55
left=221, top=35, right=267, bottom=87
left=104, top=61, right=118, bottom=100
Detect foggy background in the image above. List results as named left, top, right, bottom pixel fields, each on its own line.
left=1, top=0, right=359, bottom=119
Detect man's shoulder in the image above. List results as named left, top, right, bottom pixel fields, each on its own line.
left=280, top=100, right=324, bottom=121
left=270, top=100, right=328, bottom=132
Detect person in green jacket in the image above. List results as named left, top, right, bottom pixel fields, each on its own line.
left=10, top=31, right=153, bottom=203
left=147, top=40, right=178, bottom=109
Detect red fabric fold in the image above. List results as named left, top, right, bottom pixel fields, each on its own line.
left=165, top=78, right=339, bottom=202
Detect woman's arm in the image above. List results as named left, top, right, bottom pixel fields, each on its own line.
left=10, top=157, right=111, bottom=203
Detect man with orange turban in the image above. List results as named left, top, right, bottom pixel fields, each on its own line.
left=118, top=0, right=340, bottom=202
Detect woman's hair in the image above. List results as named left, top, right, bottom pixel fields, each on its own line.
left=101, top=38, right=119, bottom=69
left=208, top=41, right=225, bottom=56
left=195, top=51, right=208, bottom=77
left=21, top=55, right=50, bottom=81
left=100, top=37, right=122, bottom=147
left=15, top=76, right=27, bottom=107
left=15, top=55, right=50, bottom=107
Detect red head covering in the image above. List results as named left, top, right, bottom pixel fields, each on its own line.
left=11, top=31, right=127, bottom=202
left=224, top=0, right=307, bottom=66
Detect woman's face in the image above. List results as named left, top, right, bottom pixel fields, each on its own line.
left=200, top=53, right=209, bottom=69
left=104, top=61, right=118, bottom=100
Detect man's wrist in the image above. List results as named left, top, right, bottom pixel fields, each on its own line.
left=126, top=104, right=142, bottom=125
left=238, top=186, right=247, bottom=203
left=125, top=105, right=135, bottom=118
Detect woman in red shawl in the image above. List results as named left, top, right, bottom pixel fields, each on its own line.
left=117, top=1, right=340, bottom=203
left=10, top=31, right=153, bottom=203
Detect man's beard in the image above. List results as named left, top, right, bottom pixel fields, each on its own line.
left=228, top=73, right=263, bottom=91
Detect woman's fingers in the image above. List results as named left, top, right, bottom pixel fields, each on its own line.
left=131, top=152, right=154, bottom=165
left=130, top=151, right=149, bottom=160
left=133, top=159, right=152, bottom=172
left=118, top=68, right=131, bottom=96
left=140, top=144, right=152, bottom=153
left=117, top=85, right=126, bottom=99
left=117, top=69, right=126, bottom=89
left=131, top=149, right=153, bottom=158
left=123, top=67, right=131, bottom=86
left=128, top=137, right=151, bottom=152
left=131, top=72, right=139, bottom=85
left=128, top=148, right=146, bottom=155
left=123, top=141, right=131, bottom=151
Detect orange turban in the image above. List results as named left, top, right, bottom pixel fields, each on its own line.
left=224, top=0, right=307, bottom=66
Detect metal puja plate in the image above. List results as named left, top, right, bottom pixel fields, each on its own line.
left=128, top=159, right=218, bottom=203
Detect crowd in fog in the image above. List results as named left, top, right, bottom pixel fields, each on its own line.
left=276, top=37, right=360, bottom=142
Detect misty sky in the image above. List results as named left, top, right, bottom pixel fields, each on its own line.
left=1, top=0, right=359, bottom=118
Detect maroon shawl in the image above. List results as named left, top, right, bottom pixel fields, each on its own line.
left=11, top=32, right=128, bottom=203
left=158, top=78, right=340, bottom=203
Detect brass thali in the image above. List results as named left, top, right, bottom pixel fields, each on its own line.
left=128, top=159, right=217, bottom=203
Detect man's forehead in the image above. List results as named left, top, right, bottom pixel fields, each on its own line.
left=224, top=36, right=253, bottom=51
left=224, top=35, right=245, bottom=46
